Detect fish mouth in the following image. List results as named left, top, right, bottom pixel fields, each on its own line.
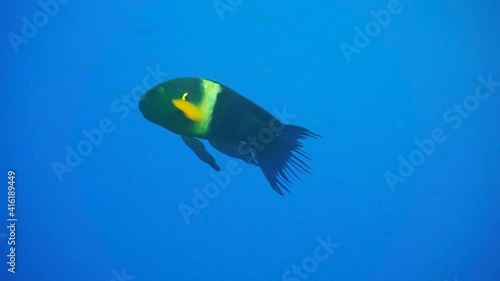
left=138, top=97, right=150, bottom=114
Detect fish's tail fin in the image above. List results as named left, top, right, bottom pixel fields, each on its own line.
left=254, top=124, right=320, bottom=195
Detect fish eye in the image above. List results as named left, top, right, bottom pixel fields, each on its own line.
left=182, top=93, right=188, bottom=101
left=157, top=87, right=165, bottom=93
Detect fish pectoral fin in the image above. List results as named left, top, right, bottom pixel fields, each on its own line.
left=181, top=135, right=220, bottom=171
left=172, top=99, right=203, bottom=122
left=209, top=140, right=258, bottom=165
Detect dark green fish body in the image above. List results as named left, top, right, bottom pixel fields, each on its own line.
left=139, top=77, right=320, bottom=195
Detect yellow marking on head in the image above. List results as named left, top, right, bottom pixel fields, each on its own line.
left=176, top=79, right=222, bottom=136
left=172, top=99, right=203, bottom=122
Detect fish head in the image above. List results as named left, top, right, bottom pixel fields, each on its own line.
left=139, top=78, right=206, bottom=135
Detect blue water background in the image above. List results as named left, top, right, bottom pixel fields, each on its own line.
left=1, top=1, right=499, bottom=281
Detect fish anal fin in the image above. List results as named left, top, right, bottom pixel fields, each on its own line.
left=209, top=140, right=258, bottom=165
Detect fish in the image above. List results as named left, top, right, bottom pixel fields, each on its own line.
left=139, top=78, right=320, bottom=195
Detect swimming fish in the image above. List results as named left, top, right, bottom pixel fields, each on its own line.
left=139, top=78, right=320, bottom=195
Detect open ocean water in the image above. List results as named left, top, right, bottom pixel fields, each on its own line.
left=1, top=1, right=500, bottom=281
